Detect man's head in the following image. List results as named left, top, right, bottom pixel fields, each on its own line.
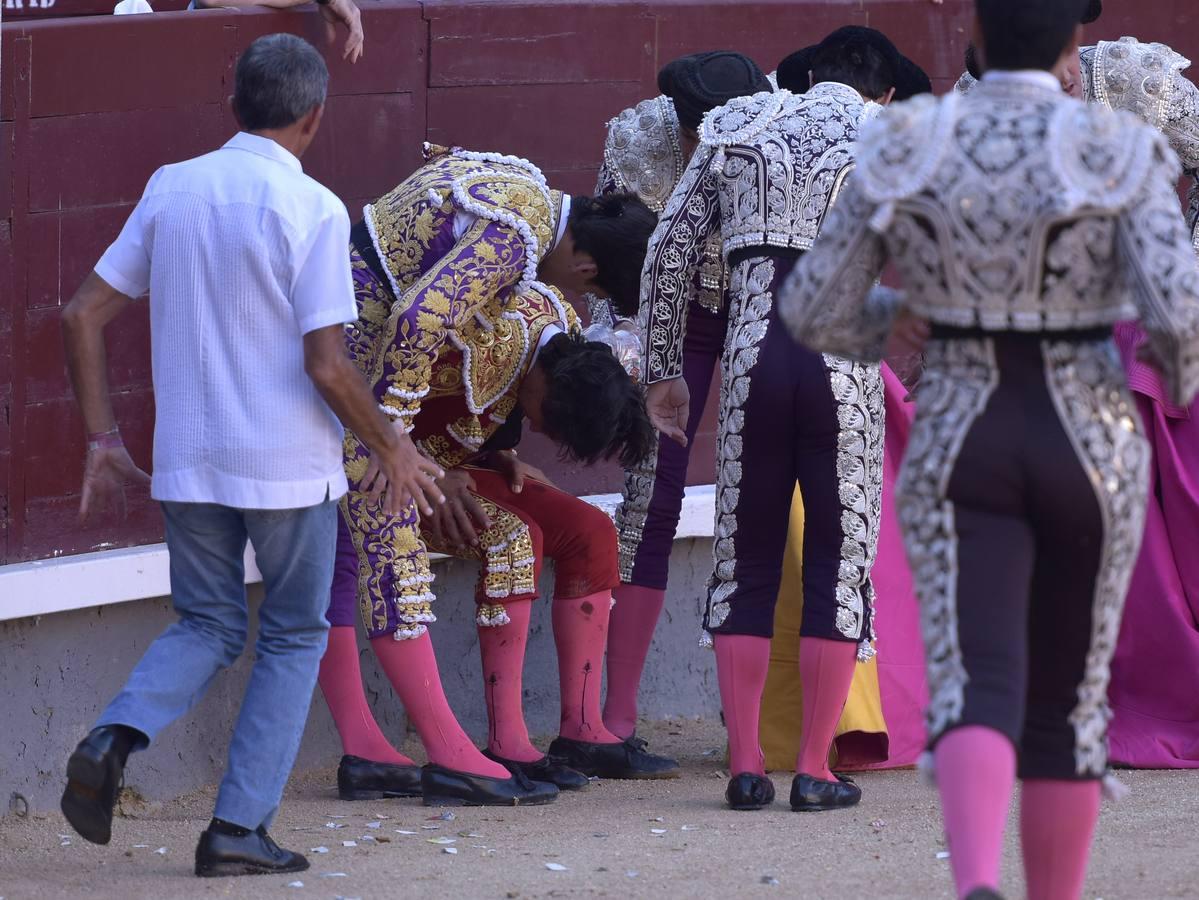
left=973, top=0, right=1087, bottom=77
left=232, top=34, right=329, bottom=157
left=809, top=26, right=901, bottom=103
left=781, top=43, right=926, bottom=102
left=518, top=331, right=656, bottom=468
left=658, top=51, right=772, bottom=156
left=538, top=193, right=657, bottom=318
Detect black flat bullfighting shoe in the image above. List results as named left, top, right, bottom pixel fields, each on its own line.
left=61, top=727, right=129, bottom=845
left=337, top=754, right=422, bottom=801
left=420, top=763, right=559, bottom=806
left=194, top=826, right=309, bottom=878
left=725, top=772, right=776, bottom=810
left=483, top=749, right=590, bottom=791
left=789, top=772, right=862, bottom=811
left=546, top=735, right=682, bottom=780
left=964, top=889, right=1005, bottom=900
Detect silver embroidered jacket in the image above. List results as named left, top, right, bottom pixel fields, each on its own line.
left=779, top=79, right=1199, bottom=407
left=641, top=82, right=868, bottom=383
left=958, top=37, right=1199, bottom=249
left=595, top=95, right=728, bottom=316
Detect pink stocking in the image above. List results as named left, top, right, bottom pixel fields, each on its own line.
left=1020, top=779, right=1101, bottom=900
left=552, top=592, right=621, bottom=744
left=602, top=585, right=666, bottom=739
left=713, top=634, right=771, bottom=776
left=478, top=600, right=541, bottom=762
left=369, top=633, right=509, bottom=779
left=795, top=637, right=858, bottom=781
left=935, top=726, right=1016, bottom=899
left=318, top=626, right=415, bottom=766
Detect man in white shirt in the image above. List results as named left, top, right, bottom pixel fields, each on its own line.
left=58, top=33, right=442, bottom=878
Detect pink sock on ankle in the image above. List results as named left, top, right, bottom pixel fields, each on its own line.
left=478, top=600, right=542, bottom=763
left=713, top=633, right=771, bottom=776
left=318, top=626, right=416, bottom=766
left=795, top=636, right=858, bottom=781
left=1020, top=779, right=1101, bottom=900
left=553, top=591, right=622, bottom=744
left=602, top=585, right=666, bottom=739
left=369, top=632, right=509, bottom=780
left=935, top=725, right=1016, bottom=899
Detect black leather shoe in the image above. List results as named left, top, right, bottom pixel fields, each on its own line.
left=725, top=773, right=776, bottom=810
left=195, top=826, right=309, bottom=877
left=61, top=727, right=132, bottom=845
left=790, top=772, right=862, bottom=811
left=337, top=754, right=422, bottom=801
left=964, top=889, right=1004, bottom=900
left=484, top=749, right=589, bottom=791
left=546, top=735, right=681, bottom=780
left=420, top=763, right=559, bottom=806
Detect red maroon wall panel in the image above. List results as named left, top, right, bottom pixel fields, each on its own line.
left=2, top=0, right=1194, bottom=563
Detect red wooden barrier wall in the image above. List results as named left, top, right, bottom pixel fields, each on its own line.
left=2, top=0, right=1196, bottom=563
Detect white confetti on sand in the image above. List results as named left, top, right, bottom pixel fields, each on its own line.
left=395, top=830, right=417, bottom=835
left=365, top=821, right=381, bottom=829
left=326, top=822, right=347, bottom=830
left=544, top=862, right=568, bottom=872
left=426, top=837, right=456, bottom=845
left=936, top=851, right=951, bottom=860
left=443, top=847, right=458, bottom=855
left=154, top=848, right=167, bottom=855
left=287, top=881, right=304, bottom=888
left=321, top=872, right=348, bottom=878
left=650, top=829, right=667, bottom=835
left=310, top=847, right=329, bottom=854
left=374, top=814, right=389, bottom=820
left=342, top=840, right=358, bottom=848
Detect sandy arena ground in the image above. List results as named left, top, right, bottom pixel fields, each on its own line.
left=1, top=718, right=1196, bottom=900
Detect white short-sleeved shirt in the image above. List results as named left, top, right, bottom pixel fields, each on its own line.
left=95, top=132, right=356, bottom=509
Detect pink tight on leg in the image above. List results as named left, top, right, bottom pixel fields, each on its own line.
left=1020, top=779, right=1101, bottom=900
left=317, top=626, right=415, bottom=766
left=713, top=634, right=771, bottom=776
left=602, top=585, right=667, bottom=739
left=553, top=592, right=622, bottom=744
left=478, top=599, right=542, bottom=763
left=369, top=632, right=509, bottom=779
left=935, top=725, right=1016, bottom=899
left=795, top=636, right=858, bottom=781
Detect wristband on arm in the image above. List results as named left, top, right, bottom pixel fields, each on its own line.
left=87, top=429, right=124, bottom=453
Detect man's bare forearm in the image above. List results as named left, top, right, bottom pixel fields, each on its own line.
left=303, top=328, right=400, bottom=457
left=62, top=273, right=133, bottom=436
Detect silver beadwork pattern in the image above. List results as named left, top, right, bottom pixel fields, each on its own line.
left=1040, top=338, right=1150, bottom=776
left=704, top=256, right=775, bottom=632
left=895, top=338, right=1000, bottom=739
left=824, top=353, right=885, bottom=658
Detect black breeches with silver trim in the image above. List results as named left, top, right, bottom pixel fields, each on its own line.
left=899, top=331, right=1149, bottom=780
left=705, top=249, right=884, bottom=653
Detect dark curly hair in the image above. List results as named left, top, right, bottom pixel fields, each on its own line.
left=569, top=193, right=658, bottom=319
left=537, top=331, right=656, bottom=468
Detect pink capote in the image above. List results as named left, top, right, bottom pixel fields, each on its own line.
left=854, top=364, right=929, bottom=769
left=1107, top=323, right=1199, bottom=768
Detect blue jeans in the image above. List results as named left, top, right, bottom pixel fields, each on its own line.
left=97, top=499, right=337, bottom=829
